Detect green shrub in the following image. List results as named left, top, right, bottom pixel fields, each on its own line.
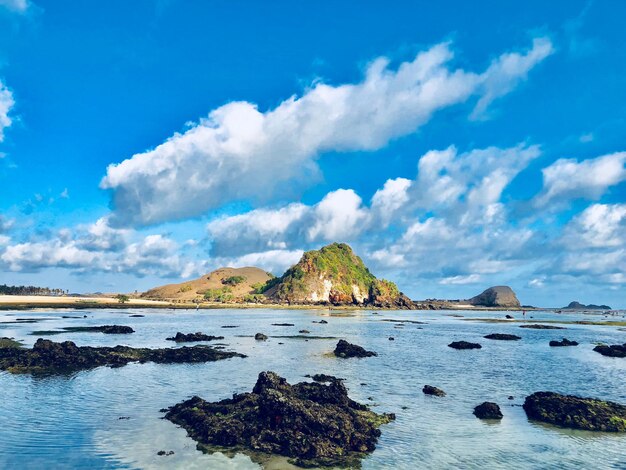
left=222, top=275, right=246, bottom=286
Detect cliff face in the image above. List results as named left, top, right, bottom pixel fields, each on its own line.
left=469, top=286, right=520, bottom=308
left=263, top=243, right=414, bottom=308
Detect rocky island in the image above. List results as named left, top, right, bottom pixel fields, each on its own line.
left=469, top=286, right=521, bottom=308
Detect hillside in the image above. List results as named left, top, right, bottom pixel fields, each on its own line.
left=562, top=301, right=612, bottom=310
left=262, top=243, right=414, bottom=308
left=142, top=267, right=272, bottom=302
left=469, top=286, right=520, bottom=308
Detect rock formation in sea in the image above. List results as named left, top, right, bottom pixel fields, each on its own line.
left=333, top=339, right=377, bottom=358
left=473, top=402, right=503, bottom=419
left=523, top=392, right=626, bottom=432
left=549, top=338, right=578, bottom=347
left=448, top=341, right=482, bottom=350
left=423, top=385, right=446, bottom=397
left=562, top=301, right=612, bottom=310
left=164, top=371, right=395, bottom=467
left=593, top=343, right=626, bottom=358
left=484, top=333, right=521, bottom=341
left=166, top=332, right=224, bottom=342
left=468, top=286, right=521, bottom=308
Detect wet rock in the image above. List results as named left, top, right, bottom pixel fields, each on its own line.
left=333, top=339, right=377, bottom=358
left=165, top=371, right=395, bottom=467
left=221, top=325, right=239, bottom=328
left=118, top=416, right=130, bottom=420
left=523, top=391, right=626, bottom=432
left=313, top=320, right=328, bottom=324
left=96, top=325, right=134, bottom=334
left=593, top=343, right=626, bottom=358
left=505, top=315, right=514, bottom=319
left=448, top=341, right=482, bottom=350
left=254, top=333, right=268, bottom=341
left=306, top=373, right=344, bottom=383
left=272, top=323, right=295, bottom=327
left=484, top=334, right=521, bottom=341
left=0, top=338, right=245, bottom=374
left=422, top=385, right=446, bottom=397
left=473, top=402, right=503, bottom=420
left=299, top=330, right=310, bottom=334
left=388, top=337, right=395, bottom=341
left=157, top=450, right=174, bottom=456
left=549, top=338, right=579, bottom=347
left=519, top=324, right=565, bottom=330
left=129, top=314, right=145, bottom=318
left=0, top=337, right=22, bottom=349
left=508, top=396, right=514, bottom=400
left=166, top=332, right=224, bottom=342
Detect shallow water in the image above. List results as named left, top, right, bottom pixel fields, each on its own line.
left=0, top=308, right=625, bottom=469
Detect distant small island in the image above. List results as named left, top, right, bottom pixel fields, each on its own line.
left=562, top=301, right=612, bottom=311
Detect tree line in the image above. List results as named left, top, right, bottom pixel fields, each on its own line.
left=0, top=284, right=67, bottom=296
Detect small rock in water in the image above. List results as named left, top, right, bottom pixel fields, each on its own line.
left=508, top=396, right=514, bottom=400
left=313, top=320, right=328, bottom=324
left=473, top=402, right=503, bottom=420
left=333, top=339, right=377, bottom=358
left=254, top=333, right=268, bottom=341
left=505, top=315, right=514, bottom=319
left=484, top=334, right=521, bottom=341
left=272, top=323, right=294, bottom=327
left=593, top=343, right=626, bottom=358
left=520, top=324, right=565, bottom=330
left=166, top=332, right=224, bottom=342
left=306, top=373, right=344, bottom=383
left=118, top=416, right=130, bottom=420
left=221, top=325, right=239, bottom=328
left=423, top=385, right=446, bottom=397
left=549, top=338, right=579, bottom=347
left=157, top=450, right=174, bottom=456
left=299, top=329, right=310, bottom=334
left=448, top=341, right=482, bottom=350
left=388, top=337, right=395, bottom=341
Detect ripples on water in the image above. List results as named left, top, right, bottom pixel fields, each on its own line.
left=0, top=308, right=625, bottom=469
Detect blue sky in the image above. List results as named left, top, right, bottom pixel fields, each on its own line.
left=0, top=0, right=625, bottom=307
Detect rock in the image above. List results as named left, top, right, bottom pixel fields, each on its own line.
left=313, top=320, right=328, bottom=324
left=272, top=323, right=295, bottom=327
left=448, top=341, right=482, bottom=350
left=469, top=286, right=520, bottom=308
left=0, top=338, right=245, bottom=374
left=254, top=333, right=268, bottom=341
left=0, top=337, right=22, bottom=349
left=505, top=315, right=514, bottom=319
left=593, top=343, right=626, bottom=358
left=473, top=402, right=503, bottom=420
left=165, top=371, right=395, bottom=467
left=523, top=392, right=626, bottom=432
left=388, top=337, right=395, bottom=341
left=221, top=325, right=239, bottom=328
left=157, top=450, right=174, bottom=456
left=484, top=334, right=521, bottom=341
left=549, top=338, right=579, bottom=347
left=129, top=314, right=145, bottom=318
left=563, top=301, right=612, bottom=310
left=166, top=332, right=224, bottom=342
left=307, top=373, right=344, bottom=383
left=508, top=396, right=514, bottom=400
left=519, top=324, right=565, bottom=330
left=299, top=329, right=311, bottom=334
left=333, top=339, right=377, bottom=358
left=422, top=385, right=446, bottom=397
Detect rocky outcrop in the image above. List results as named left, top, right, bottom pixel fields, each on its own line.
left=473, top=402, right=503, bottom=419
left=333, top=339, right=377, bottom=358
left=469, top=286, right=520, bottom=308
left=519, top=324, right=565, bottom=330
left=0, top=338, right=245, bottom=374
left=448, top=341, right=482, bottom=350
left=523, top=392, right=626, bottom=432
left=549, top=338, right=578, bottom=347
left=164, top=371, right=395, bottom=468
left=593, top=343, right=626, bottom=358
left=484, top=334, right=521, bottom=341
left=166, top=332, right=224, bottom=342
left=563, top=301, right=611, bottom=310
left=423, top=385, right=446, bottom=397
left=262, top=243, right=415, bottom=309
left=254, top=333, right=268, bottom=341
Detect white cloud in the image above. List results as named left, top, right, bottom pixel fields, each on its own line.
left=0, top=0, right=29, bottom=13
left=370, top=177, right=412, bottom=226
left=102, top=38, right=552, bottom=227
left=534, top=151, right=626, bottom=208
left=561, top=203, right=626, bottom=249
left=307, top=189, right=368, bottom=241
left=213, top=249, right=304, bottom=276
left=0, top=81, right=15, bottom=142
left=439, top=274, right=482, bottom=285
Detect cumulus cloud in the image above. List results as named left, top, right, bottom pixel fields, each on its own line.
left=561, top=203, right=626, bottom=249
left=213, top=249, right=304, bottom=276
left=0, top=81, right=15, bottom=142
left=534, top=151, right=626, bottom=208
left=102, top=38, right=553, bottom=227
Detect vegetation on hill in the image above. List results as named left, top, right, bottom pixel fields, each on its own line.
left=0, top=284, right=66, bottom=296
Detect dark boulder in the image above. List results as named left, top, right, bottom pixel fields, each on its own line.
left=593, top=343, right=626, bottom=358
left=299, top=329, right=310, bottom=334
left=166, top=332, right=224, bottom=342
left=272, top=323, right=295, bottom=327
left=523, top=391, right=626, bottom=432
left=254, top=333, right=268, bottom=341
left=333, top=339, right=377, bottom=358
left=164, top=371, right=395, bottom=467
left=549, top=338, right=579, bottom=347
left=313, top=320, right=328, bottom=324
left=484, top=334, right=521, bottom=341
left=422, top=385, right=446, bottom=397
left=307, top=373, right=344, bottom=383
left=448, top=341, right=482, bottom=350
left=505, top=315, right=514, bottom=319
left=473, top=402, right=503, bottom=420
left=519, top=324, right=565, bottom=330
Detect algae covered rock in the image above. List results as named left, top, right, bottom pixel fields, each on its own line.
left=164, top=371, right=395, bottom=468
left=333, top=339, right=377, bottom=358
left=448, top=341, right=482, bottom=350
left=549, top=338, right=578, bottom=347
left=484, top=334, right=521, bottom=341
left=523, top=391, right=626, bottom=432
left=473, top=402, right=503, bottom=420
left=423, top=385, right=446, bottom=397
left=593, top=343, right=626, bottom=358
left=166, top=332, right=224, bottom=342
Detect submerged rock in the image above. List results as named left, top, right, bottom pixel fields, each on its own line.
left=254, top=333, right=268, bottom=341
left=313, top=320, right=329, bottom=324
left=164, top=371, right=395, bottom=468
left=519, top=324, right=565, bottom=330
left=272, top=323, right=295, bottom=327
left=166, top=332, right=224, bottom=342
left=0, top=338, right=245, bottom=374
left=422, top=385, right=446, bottom=397
left=549, top=338, right=579, bottom=347
left=333, top=339, right=377, bottom=358
left=593, top=343, right=626, bottom=358
left=505, top=315, right=514, bottom=319
left=306, top=373, right=344, bottom=383
left=484, top=334, right=521, bottom=341
left=448, top=341, right=482, bottom=350
left=523, top=391, right=626, bottom=432
left=299, top=329, right=310, bottom=334
left=473, top=402, right=503, bottom=420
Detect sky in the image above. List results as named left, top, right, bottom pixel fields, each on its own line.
left=0, top=0, right=625, bottom=308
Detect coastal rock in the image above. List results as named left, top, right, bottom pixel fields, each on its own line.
left=254, top=333, right=268, bottom=341
left=422, top=385, right=446, bottom=397
left=307, top=373, right=344, bottom=383
left=272, top=323, right=295, bottom=327
left=299, top=329, right=310, bottom=334
left=166, top=332, right=224, bottom=342
left=164, top=371, right=395, bottom=468
left=484, top=334, right=521, bottom=341
left=333, top=339, right=377, bottom=358
left=0, top=338, right=245, bottom=374
left=473, top=402, right=503, bottom=420
left=593, top=343, right=626, bottom=358
left=523, top=392, right=626, bottom=432
left=448, top=341, right=482, bottom=350
left=519, top=324, right=565, bottom=330
left=505, top=315, right=514, bottom=319
left=469, top=286, right=520, bottom=308
left=563, top=301, right=612, bottom=310
left=549, top=338, right=579, bottom=347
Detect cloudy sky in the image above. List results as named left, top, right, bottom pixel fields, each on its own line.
left=0, top=1, right=625, bottom=307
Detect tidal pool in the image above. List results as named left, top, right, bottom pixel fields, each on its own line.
left=0, top=308, right=624, bottom=469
